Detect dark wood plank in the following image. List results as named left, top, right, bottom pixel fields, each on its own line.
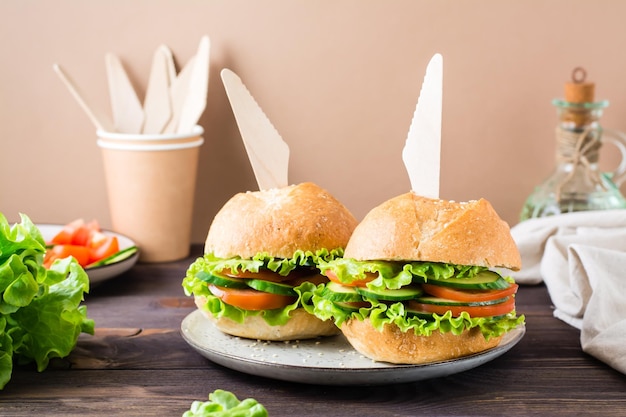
left=4, top=363, right=625, bottom=417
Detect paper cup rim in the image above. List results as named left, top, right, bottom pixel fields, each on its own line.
left=97, top=138, right=204, bottom=151
left=96, top=125, right=204, bottom=141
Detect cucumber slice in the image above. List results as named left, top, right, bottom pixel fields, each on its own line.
left=195, top=271, right=249, bottom=289
left=321, top=282, right=363, bottom=303
left=355, top=284, right=423, bottom=301
left=420, top=270, right=509, bottom=290
left=246, top=279, right=297, bottom=296
left=86, top=246, right=138, bottom=268
left=405, top=307, right=435, bottom=319
left=333, top=301, right=369, bottom=312
left=414, top=295, right=510, bottom=307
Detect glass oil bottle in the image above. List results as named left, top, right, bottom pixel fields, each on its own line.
left=520, top=68, right=626, bottom=221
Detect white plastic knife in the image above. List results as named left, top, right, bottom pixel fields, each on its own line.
left=105, top=53, right=145, bottom=133
left=159, top=44, right=177, bottom=86
left=220, top=68, right=290, bottom=190
left=162, top=55, right=196, bottom=134
left=402, top=53, right=443, bottom=199
left=142, top=46, right=172, bottom=134
left=52, top=63, right=115, bottom=132
left=177, top=35, right=210, bottom=133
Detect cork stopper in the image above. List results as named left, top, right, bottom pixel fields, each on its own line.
left=564, top=67, right=594, bottom=103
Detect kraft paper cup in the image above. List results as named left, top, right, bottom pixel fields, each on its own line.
left=97, top=127, right=204, bottom=263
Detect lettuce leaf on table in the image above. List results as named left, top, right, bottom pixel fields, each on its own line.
left=183, top=389, right=268, bottom=417
left=0, top=213, right=94, bottom=389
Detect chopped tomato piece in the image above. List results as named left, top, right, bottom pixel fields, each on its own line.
left=422, top=283, right=519, bottom=303
left=325, top=270, right=376, bottom=287
left=49, top=218, right=100, bottom=246
left=45, top=218, right=121, bottom=268
left=208, top=284, right=296, bottom=310
left=73, top=220, right=100, bottom=246
left=44, top=244, right=91, bottom=268
left=88, top=233, right=119, bottom=264
left=407, top=296, right=516, bottom=318
left=49, top=218, right=84, bottom=245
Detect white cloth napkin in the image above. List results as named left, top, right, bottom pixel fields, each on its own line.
left=509, top=210, right=626, bottom=374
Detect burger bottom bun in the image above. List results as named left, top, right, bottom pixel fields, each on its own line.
left=195, top=296, right=340, bottom=341
left=341, top=318, right=503, bottom=364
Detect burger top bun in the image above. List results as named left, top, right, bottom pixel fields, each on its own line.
left=344, top=192, right=521, bottom=271
left=205, top=182, right=358, bottom=259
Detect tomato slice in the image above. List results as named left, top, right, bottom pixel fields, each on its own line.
left=208, top=284, right=296, bottom=310
left=44, top=244, right=91, bottom=268
left=422, top=283, right=519, bottom=302
left=407, top=296, right=516, bottom=318
left=325, top=270, right=376, bottom=287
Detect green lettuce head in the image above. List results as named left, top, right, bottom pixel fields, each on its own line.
left=0, top=213, right=95, bottom=389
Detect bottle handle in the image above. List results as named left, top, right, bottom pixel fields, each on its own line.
left=602, top=128, right=626, bottom=186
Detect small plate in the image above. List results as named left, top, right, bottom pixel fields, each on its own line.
left=38, top=224, right=139, bottom=285
left=181, top=310, right=525, bottom=386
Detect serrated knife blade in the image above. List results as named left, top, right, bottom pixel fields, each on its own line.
left=402, top=53, right=443, bottom=199
left=221, top=68, right=290, bottom=190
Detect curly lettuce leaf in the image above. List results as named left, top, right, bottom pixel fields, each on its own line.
left=318, top=257, right=487, bottom=290
left=182, top=249, right=343, bottom=326
left=183, top=389, right=268, bottom=417
left=0, top=213, right=94, bottom=389
left=307, top=257, right=525, bottom=340
left=190, top=249, right=344, bottom=277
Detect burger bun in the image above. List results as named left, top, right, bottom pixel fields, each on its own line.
left=195, top=296, right=340, bottom=341
left=341, top=318, right=502, bottom=364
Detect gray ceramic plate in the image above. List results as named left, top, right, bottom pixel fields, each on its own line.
left=38, top=224, right=138, bottom=285
left=180, top=309, right=525, bottom=386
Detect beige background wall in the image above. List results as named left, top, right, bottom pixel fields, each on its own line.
left=2, top=0, right=626, bottom=244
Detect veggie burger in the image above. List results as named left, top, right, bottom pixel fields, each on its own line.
left=309, top=192, right=525, bottom=364
left=183, top=182, right=358, bottom=341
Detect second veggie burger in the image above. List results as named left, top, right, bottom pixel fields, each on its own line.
left=309, top=193, right=525, bottom=364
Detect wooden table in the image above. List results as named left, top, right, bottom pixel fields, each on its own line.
left=2, top=244, right=625, bottom=416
